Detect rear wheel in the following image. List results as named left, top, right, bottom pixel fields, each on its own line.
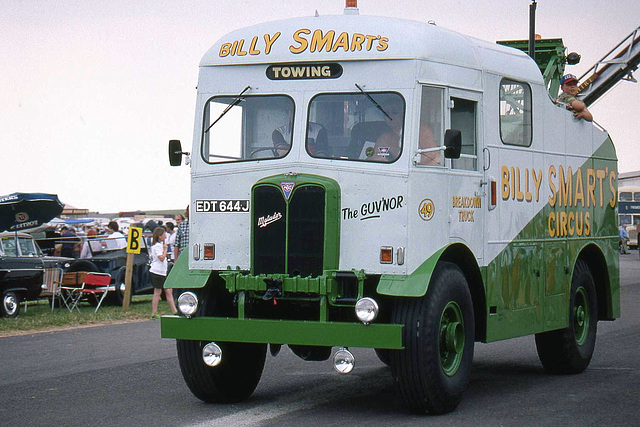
left=390, top=262, right=474, bottom=414
left=65, top=260, right=99, bottom=273
left=535, top=259, right=597, bottom=374
left=2, top=291, right=20, bottom=318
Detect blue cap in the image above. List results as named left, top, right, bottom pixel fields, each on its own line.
left=561, top=74, right=578, bottom=85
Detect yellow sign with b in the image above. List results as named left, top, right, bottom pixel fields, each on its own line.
left=126, top=226, right=143, bottom=254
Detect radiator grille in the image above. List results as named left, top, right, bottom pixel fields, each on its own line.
left=252, top=184, right=325, bottom=277
left=253, top=186, right=286, bottom=275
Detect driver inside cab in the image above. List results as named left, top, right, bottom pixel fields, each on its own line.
left=272, top=122, right=329, bottom=157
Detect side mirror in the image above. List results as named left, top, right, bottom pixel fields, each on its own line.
left=169, top=140, right=183, bottom=166
left=444, top=129, right=462, bottom=159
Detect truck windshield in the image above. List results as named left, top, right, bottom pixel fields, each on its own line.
left=202, top=95, right=295, bottom=163
left=307, top=92, right=405, bottom=163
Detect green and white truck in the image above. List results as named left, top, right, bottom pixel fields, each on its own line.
left=162, top=3, right=620, bottom=414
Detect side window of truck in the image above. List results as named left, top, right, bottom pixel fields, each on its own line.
left=499, top=79, right=532, bottom=147
left=416, top=86, right=444, bottom=166
left=450, top=97, right=478, bottom=170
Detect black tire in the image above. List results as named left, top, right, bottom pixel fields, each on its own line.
left=535, top=259, right=597, bottom=374
left=176, top=283, right=266, bottom=403
left=390, top=262, right=474, bottom=415
left=374, top=348, right=392, bottom=367
left=2, top=291, right=20, bottom=318
left=111, top=266, right=131, bottom=306
left=65, top=260, right=100, bottom=273
left=177, top=339, right=267, bottom=403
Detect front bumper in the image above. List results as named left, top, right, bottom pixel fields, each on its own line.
left=161, top=316, right=404, bottom=349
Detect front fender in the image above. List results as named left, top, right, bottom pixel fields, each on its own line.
left=376, top=245, right=449, bottom=297
left=163, top=248, right=212, bottom=289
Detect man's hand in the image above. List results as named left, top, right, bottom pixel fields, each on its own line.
left=573, top=109, right=593, bottom=122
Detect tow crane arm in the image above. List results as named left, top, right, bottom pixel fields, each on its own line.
left=498, top=26, right=640, bottom=106
left=578, top=26, right=640, bottom=106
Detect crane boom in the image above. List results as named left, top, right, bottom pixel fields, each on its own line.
left=578, top=26, right=640, bottom=106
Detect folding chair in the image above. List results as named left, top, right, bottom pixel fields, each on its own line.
left=60, top=272, right=86, bottom=313
left=62, top=272, right=112, bottom=313
left=43, top=267, right=64, bottom=311
left=60, top=271, right=86, bottom=313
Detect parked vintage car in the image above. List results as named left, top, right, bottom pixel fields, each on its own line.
left=65, top=234, right=161, bottom=304
left=0, top=232, right=70, bottom=317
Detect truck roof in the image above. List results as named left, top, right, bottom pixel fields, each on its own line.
left=201, top=14, right=543, bottom=84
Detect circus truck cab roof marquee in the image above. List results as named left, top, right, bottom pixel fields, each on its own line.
left=163, top=1, right=619, bottom=415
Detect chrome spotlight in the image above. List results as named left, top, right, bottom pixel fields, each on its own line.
left=333, top=347, right=355, bottom=374
left=202, top=342, right=222, bottom=367
left=355, top=297, right=379, bottom=325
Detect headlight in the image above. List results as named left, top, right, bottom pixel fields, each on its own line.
left=355, top=297, right=379, bottom=325
left=177, top=292, right=198, bottom=317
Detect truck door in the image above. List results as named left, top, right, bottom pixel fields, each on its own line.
left=484, top=77, right=544, bottom=340
left=447, top=89, right=484, bottom=262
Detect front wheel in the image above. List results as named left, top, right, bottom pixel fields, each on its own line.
left=176, top=282, right=266, bottom=403
left=177, top=339, right=266, bottom=403
left=535, top=259, right=597, bottom=374
left=2, top=291, right=20, bottom=317
left=390, top=262, right=474, bottom=414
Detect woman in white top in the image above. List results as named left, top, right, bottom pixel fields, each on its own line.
left=150, top=227, right=177, bottom=319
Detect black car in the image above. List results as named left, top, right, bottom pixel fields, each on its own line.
left=0, top=232, right=70, bottom=317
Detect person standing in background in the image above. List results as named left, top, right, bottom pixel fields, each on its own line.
left=106, top=221, right=127, bottom=249
left=59, top=226, right=81, bottom=258
left=165, top=222, right=176, bottom=260
left=149, top=227, right=177, bottom=319
left=619, top=224, right=629, bottom=254
left=175, top=206, right=189, bottom=259
left=80, top=228, right=98, bottom=259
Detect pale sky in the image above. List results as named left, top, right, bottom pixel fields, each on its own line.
left=2, top=0, right=639, bottom=213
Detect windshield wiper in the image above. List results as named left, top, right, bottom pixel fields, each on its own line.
left=204, top=85, right=251, bottom=134
left=355, top=83, right=392, bottom=120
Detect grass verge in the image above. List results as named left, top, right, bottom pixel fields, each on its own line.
left=0, top=295, right=176, bottom=337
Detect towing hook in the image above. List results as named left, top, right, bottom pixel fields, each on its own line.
left=262, top=278, right=283, bottom=300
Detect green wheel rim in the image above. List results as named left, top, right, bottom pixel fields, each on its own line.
left=574, top=286, right=590, bottom=346
left=439, top=301, right=465, bottom=376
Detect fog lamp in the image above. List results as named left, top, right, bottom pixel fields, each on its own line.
left=177, top=291, right=198, bottom=317
left=355, top=297, right=379, bottom=325
left=202, top=342, right=222, bottom=367
left=333, top=347, right=355, bottom=374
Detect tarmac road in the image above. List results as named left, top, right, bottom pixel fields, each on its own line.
left=1, top=254, right=638, bottom=426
